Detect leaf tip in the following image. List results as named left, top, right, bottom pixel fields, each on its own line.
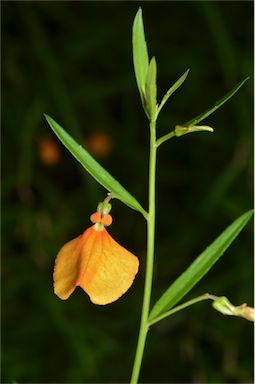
left=245, top=209, right=254, bottom=219
left=151, top=56, right=156, bottom=65
left=44, top=113, right=51, bottom=123
left=134, top=7, right=143, bottom=23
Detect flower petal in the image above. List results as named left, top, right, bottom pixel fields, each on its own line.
left=53, top=235, right=82, bottom=300
left=77, top=228, right=139, bottom=305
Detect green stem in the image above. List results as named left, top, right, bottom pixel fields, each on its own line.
left=148, top=293, right=217, bottom=326
left=130, top=119, right=157, bottom=384
left=156, top=130, right=176, bottom=147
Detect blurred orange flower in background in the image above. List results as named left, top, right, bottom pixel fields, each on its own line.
left=85, top=131, right=113, bottom=158
left=38, top=136, right=60, bottom=166
left=53, top=203, right=139, bottom=305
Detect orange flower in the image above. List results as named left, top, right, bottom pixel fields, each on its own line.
left=38, top=136, right=60, bottom=166
left=85, top=131, right=113, bottom=158
left=53, top=208, right=139, bottom=305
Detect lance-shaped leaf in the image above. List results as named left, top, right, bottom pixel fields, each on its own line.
left=149, top=209, right=253, bottom=322
left=186, top=77, right=249, bottom=126
left=156, top=77, right=249, bottom=147
left=145, top=57, right=157, bottom=120
left=44, top=114, right=147, bottom=218
left=157, top=69, right=190, bottom=116
left=132, top=7, right=149, bottom=104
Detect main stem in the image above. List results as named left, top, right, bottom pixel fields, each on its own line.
left=130, top=119, right=157, bottom=384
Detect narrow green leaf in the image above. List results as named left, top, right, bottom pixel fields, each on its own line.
left=157, top=69, right=190, bottom=116
left=149, top=209, right=253, bottom=321
left=44, top=114, right=147, bottom=217
left=186, top=77, right=249, bottom=126
left=132, top=7, right=149, bottom=102
left=145, top=57, right=157, bottom=120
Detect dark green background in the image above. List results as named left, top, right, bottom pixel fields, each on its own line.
left=2, top=1, right=253, bottom=383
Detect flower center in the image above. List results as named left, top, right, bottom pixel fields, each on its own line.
left=90, top=211, right=113, bottom=228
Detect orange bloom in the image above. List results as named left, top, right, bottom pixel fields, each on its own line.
left=38, top=136, right=60, bottom=166
left=85, top=131, right=113, bottom=158
left=53, top=210, right=139, bottom=305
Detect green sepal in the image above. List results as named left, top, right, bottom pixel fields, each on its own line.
left=97, top=202, right=112, bottom=215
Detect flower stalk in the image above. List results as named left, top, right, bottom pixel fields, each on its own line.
left=130, top=119, right=157, bottom=383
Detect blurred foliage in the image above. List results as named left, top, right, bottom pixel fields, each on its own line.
left=2, top=1, right=253, bottom=383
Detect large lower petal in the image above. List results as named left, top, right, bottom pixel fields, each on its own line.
left=77, top=229, right=139, bottom=305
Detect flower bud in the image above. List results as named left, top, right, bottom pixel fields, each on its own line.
left=212, top=296, right=254, bottom=322
left=175, top=124, right=214, bottom=137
